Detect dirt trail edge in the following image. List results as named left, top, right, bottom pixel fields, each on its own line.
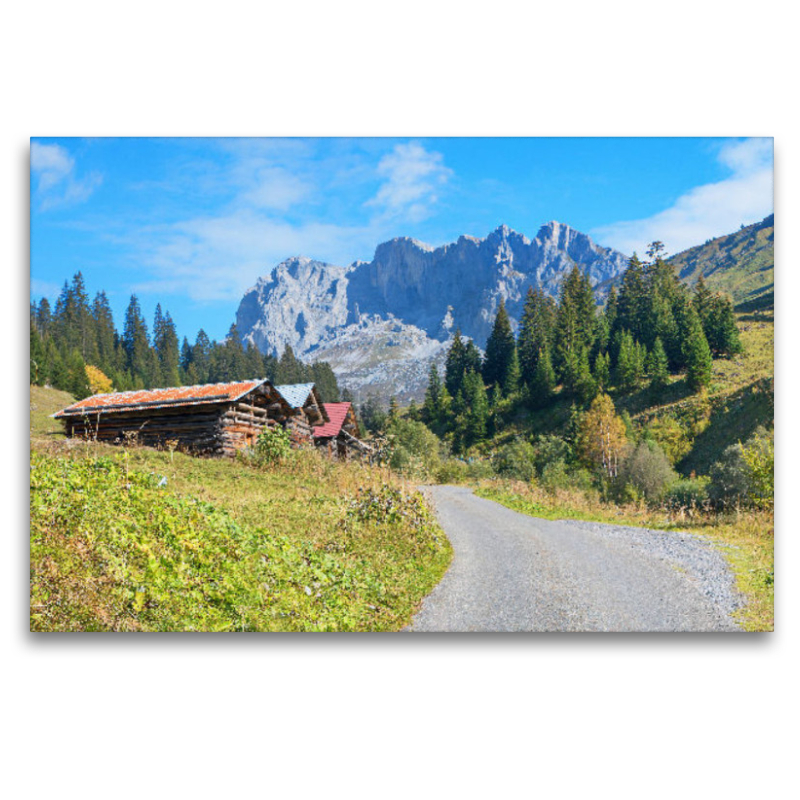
left=408, top=486, right=743, bottom=632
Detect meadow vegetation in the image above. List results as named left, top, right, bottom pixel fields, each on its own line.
left=30, top=389, right=451, bottom=632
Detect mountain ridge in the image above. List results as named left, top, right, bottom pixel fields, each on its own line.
left=235, top=221, right=630, bottom=401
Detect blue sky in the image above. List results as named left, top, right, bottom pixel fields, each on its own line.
left=30, top=137, right=773, bottom=343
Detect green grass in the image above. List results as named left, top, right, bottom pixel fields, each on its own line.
left=30, top=387, right=452, bottom=632
left=476, top=481, right=773, bottom=632
left=668, top=214, right=774, bottom=304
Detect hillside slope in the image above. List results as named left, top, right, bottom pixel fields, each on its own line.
left=30, top=387, right=452, bottom=632
left=668, top=214, right=774, bottom=307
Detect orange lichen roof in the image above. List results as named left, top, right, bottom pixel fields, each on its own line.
left=312, top=402, right=352, bottom=439
left=52, top=379, right=269, bottom=418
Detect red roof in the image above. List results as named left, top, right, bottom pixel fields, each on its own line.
left=53, top=379, right=269, bottom=418
left=312, top=402, right=353, bottom=439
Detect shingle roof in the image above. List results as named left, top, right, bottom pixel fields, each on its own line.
left=275, top=383, right=316, bottom=409
left=312, top=402, right=353, bottom=439
left=52, top=379, right=270, bottom=418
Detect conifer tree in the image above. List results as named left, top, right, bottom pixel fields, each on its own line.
left=92, top=292, right=117, bottom=375
left=616, top=254, right=648, bottom=342
left=423, top=364, right=444, bottom=425
left=704, top=294, right=742, bottom=356
left=122, top=295, right=151, bottom=385
left=685, top=321, right=713, bottom=392
left=461, top=370, right=489, bottom=448
left=517, top=288, right=557, bottom=384
left=388, top=396, right=399, bottom=423
left=192, top=330, right=212, bottom=384
left=593, top=350, right=610, bottom=391
left=482, top=299, right=516, bottom=390
left=153, top=305, right=181, bottom=386
left=604, top=286, right=618, bottom=334
left=554, top=265, right=596, bottom=379
left=615, top=330, right=640, bottom=393
left=36, top=298, right=52, bottom=338
left=30, top=320, right=46, bottom=384
left=65, top=349, right=91, bottom=399
left=310, top=362, right=340, bottom=403
left=693, top=275, right=713, bottom=328
left=444, top=329, right=466, bottom=397
left=646, top=336, right=670, bottom=392
left=575, top=346, right=597, bottom=404
left=529, top=345, right=556, bottom=409
left=503, top=346, right=521, bottom=396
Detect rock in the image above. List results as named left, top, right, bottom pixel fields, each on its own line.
left=235, top=222, right=629, bottom=403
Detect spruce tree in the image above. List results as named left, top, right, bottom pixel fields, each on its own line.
left=423, top=364, right=444, bottom=425
left=529, top=345, right=556, bottom=409
left=503, top=346, right=521, bottom=396
left=518, top=288, right=557, bottom=385
left=616, top=254, right=648, bottom=342
left=615, top=331, right=640, bottom=393
left=310, top=362, right=340, bottom=403
left=482, top=299, right=516, bottom=390
left=575, top=346, right=597, bottom=405
left=554, top=265, right=596, bottom=380
left=593, top=350, right=610, bottom=391
left=704, top=294, right=742, bottom=356
left=646, top=337, right=670, bottom=392
left=192, top=330, right=212, bottom=384
left=30, top=320, right=46, bottom=384
left=122, top=295, right=151, bottom=386
left=444, top=329, right=466, bottom=397
left=461, top=370, right=489, bottom=448
left=36, top=298, right=52, bottom=338
left=685, top=323, right=713, bottom=392
left=92, top=292, right=117, bottom=375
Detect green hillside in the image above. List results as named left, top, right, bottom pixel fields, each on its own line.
left=29, top=386, right=451, bottom=632
left=667, top=214, right=774, bottom=307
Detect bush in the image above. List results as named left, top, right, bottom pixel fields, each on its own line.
left=709, top=427, right=773, bottom=508
left=386, top=418, right=443, bottom=478
left=492, top=439, right=537, bottom=482
left=663, top=477, right=711, bottom=510
left=252, top=425, right=292, bottom=466
left=618, top=441, right=676, bottom=503
left=539, top=459, right=595, bottom=494
left=531, top=434, right=573, bottom=477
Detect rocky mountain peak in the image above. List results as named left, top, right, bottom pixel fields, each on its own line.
left=235, top=222, right=630, bottom=402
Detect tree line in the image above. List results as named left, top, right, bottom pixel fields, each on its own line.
left=421, top=244, right=741, bottom=453
left=29, top=272, right=340, bottom=402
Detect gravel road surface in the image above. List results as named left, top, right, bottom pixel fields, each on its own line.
left=408, top=486, right=743, bottom=632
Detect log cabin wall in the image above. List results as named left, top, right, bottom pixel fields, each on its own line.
left=60, top=382, right=293, bottom=458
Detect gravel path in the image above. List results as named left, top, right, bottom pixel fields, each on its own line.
left=408, top=486, right=744, bottom=632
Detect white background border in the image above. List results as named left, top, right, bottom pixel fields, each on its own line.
left=5, top=2, right=795, bottom=798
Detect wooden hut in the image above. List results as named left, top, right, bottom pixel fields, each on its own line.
left=274, top=383, right=329, bottom=446
left=312, top=402, right=372, bottom=460
left=52, top=379, right=293, bottom=457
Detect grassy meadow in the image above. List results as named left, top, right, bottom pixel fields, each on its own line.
left=30, top=386, right=452, bottom=632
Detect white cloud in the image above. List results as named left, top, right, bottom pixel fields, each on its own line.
left=30, top=142, right=101, bottom=210
left=591, top=137, right=773, bottom=257
left=129, top=211, right=378, bottom=302
left=242, top=166, right=311, bottom=210
left=115, top=139, right=455, bottom=302
left=365, top=141, right=452, bottom=222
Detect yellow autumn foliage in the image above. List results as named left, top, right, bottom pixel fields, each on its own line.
left=85, top=365, right=113, bottom=395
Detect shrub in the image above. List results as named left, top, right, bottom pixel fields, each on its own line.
left=709, top=427, right=773, bottom=508
left=253, top=425, right=292, bottom=466
left=531, top=435, right=572, bottom=477
left=663, top=476, right=711, bottom=510
left=618, top=440, right=676, bottom=503
left=386, top=418, right=443, bottom=478
left=645, top=416, right=692, bottom=465
left=492, top=439, right=537, bottom=482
